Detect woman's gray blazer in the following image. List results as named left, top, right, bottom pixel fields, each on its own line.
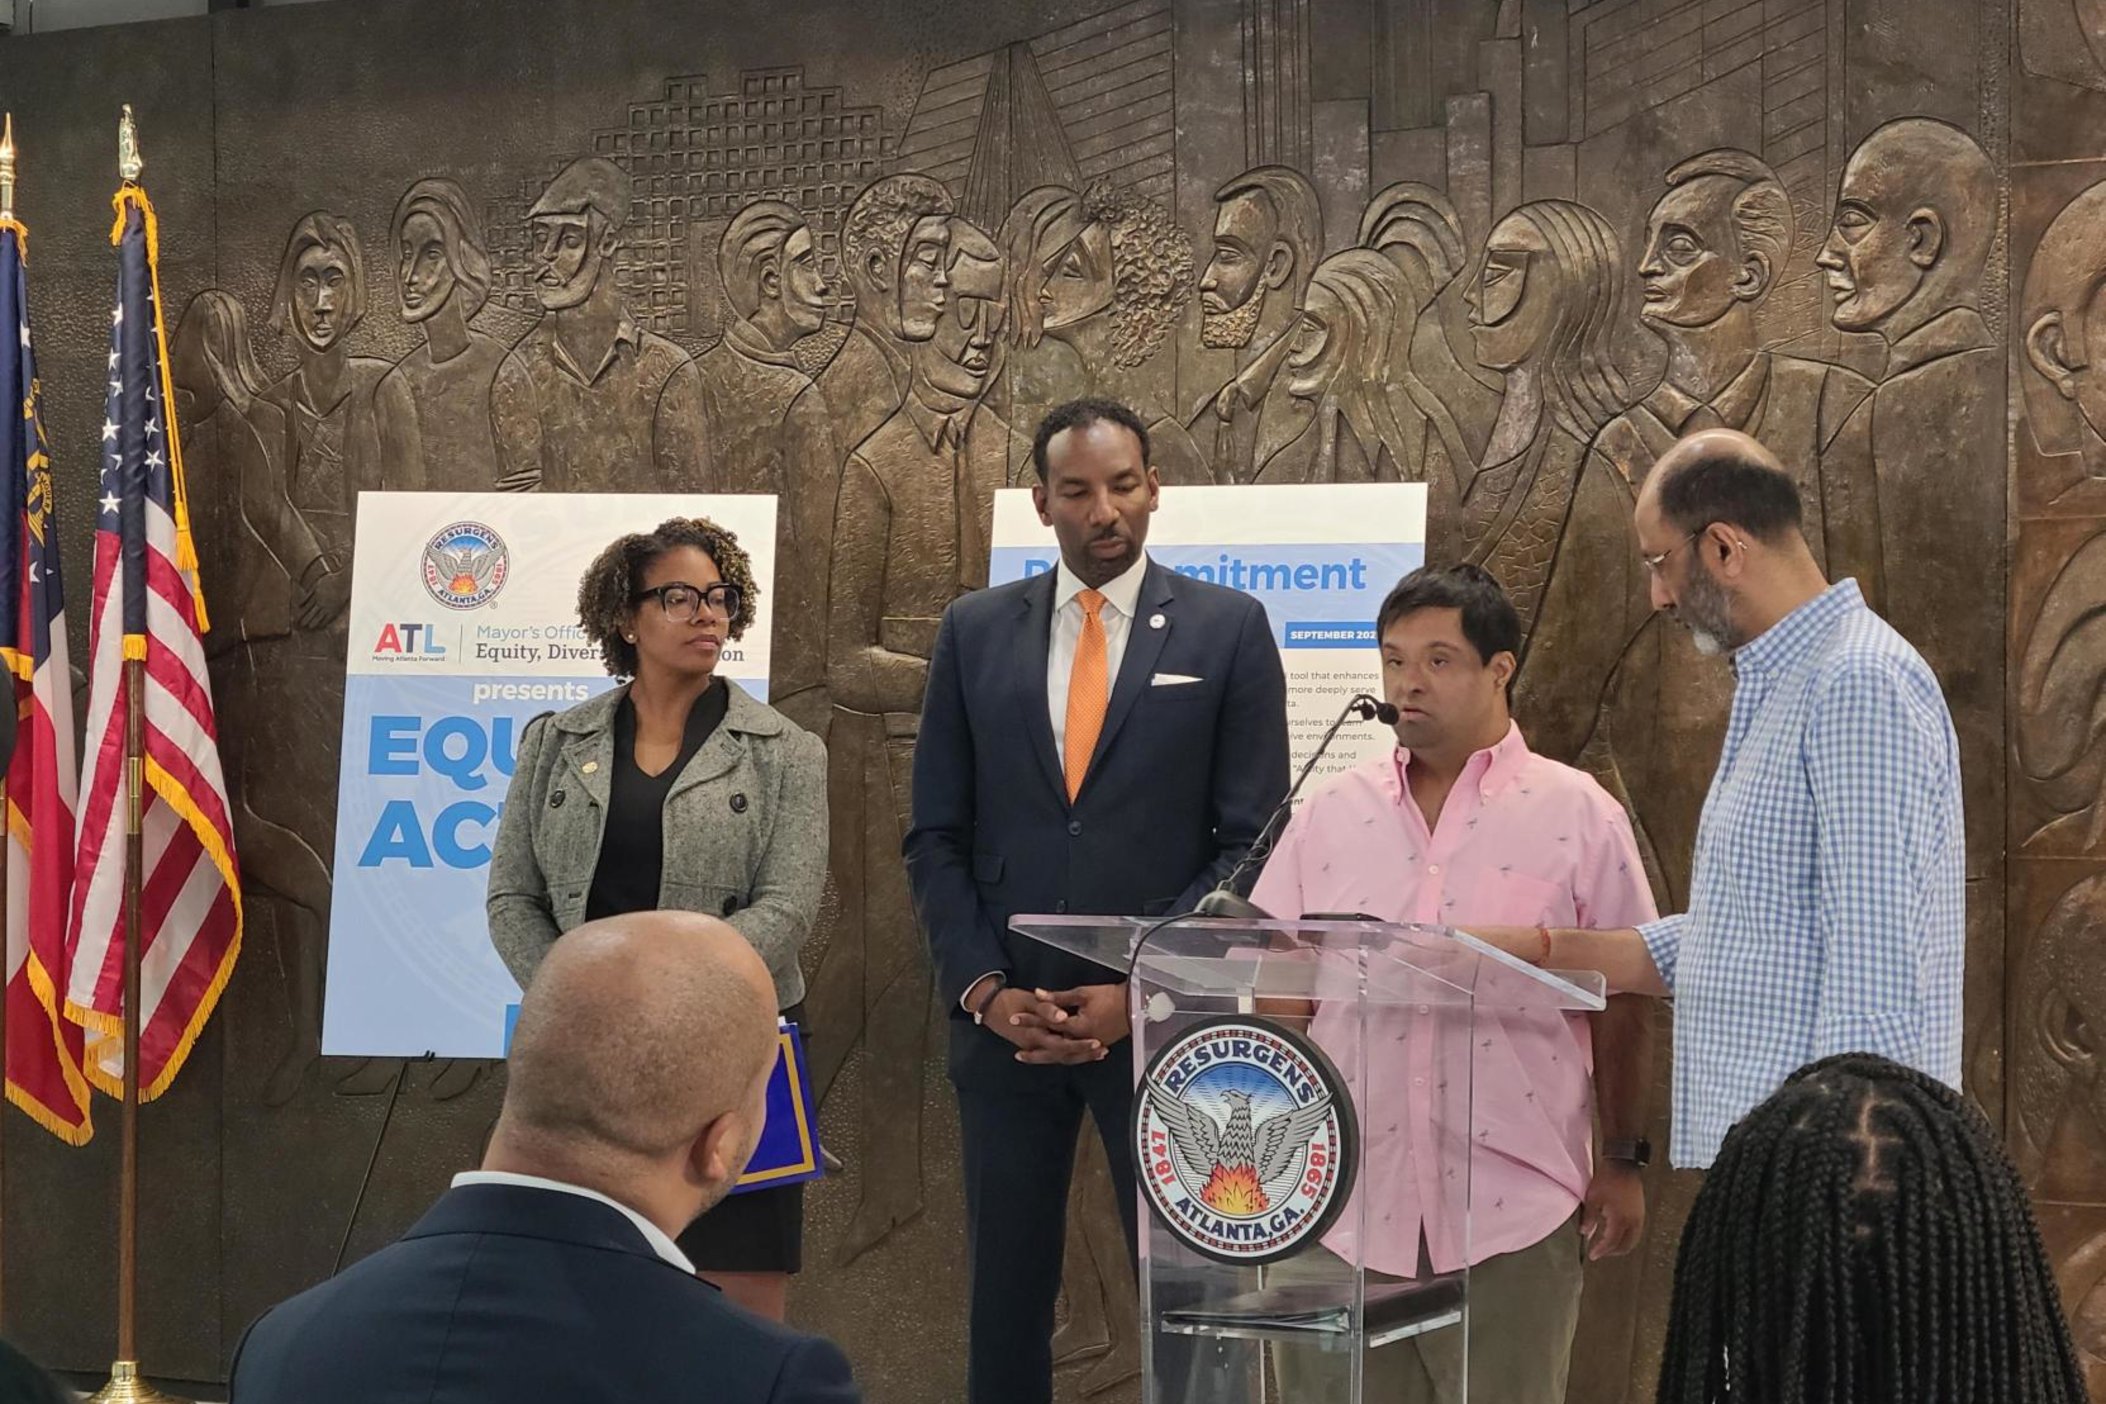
left=486, top=680, right=827, bottom=1007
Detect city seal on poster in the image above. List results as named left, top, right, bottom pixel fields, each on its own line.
left=1133, top=1016, right=1358, bottom=1265
left=422, top=520, right=511, bottom=610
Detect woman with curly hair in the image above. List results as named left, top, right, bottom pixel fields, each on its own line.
left=486, top=515, right=826, bottom=1321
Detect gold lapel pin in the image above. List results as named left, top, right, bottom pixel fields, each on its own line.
left=581, top=760, right=600, bottom=775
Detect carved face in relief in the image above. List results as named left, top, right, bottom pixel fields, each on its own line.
left=1287, top=250, right=1403, bottom=405
left=1818, top=134, right=1942, bottom=335
left=2047, top=918, right=2106, bottom=1140
left=1817, top=188, right=1922, bottom=332
left=531, top=211, right=612, bottom=312
left=396, top=210, right=457, bottom=325
left=776, top=227, right=831, bottom=337
left=1200, top=190, right=1279, bottom=348
left=2023, top=181, right=2106, bottom=467
left=1818, top=119, right=1995, bottom=339
left=292, top=243, right=354, bottom=352
left=898, top=215, right=953, bottom=342
left=1284, top=287, right=1343, bottom=400
left=2015, top=874, right=2106, bottom=1185
left=1640, top=176, right=1752, bottom=330
left=1465, top=214, right=1558, bottom=371
left=1038, top=220, right=1115, bottom=334
left=2029, top=274, right=2106, bottom=461
left=921, top=224, right=1006, bottom=402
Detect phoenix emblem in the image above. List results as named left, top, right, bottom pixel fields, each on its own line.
left=421, top=522, right=509, bottom=610
left=1133, top=1018, right=1357, bottom=1264
left=1149, top=1083, right=1336, bottom=1216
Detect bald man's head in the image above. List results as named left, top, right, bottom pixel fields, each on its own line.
left=1634, top=429, right=1822, bottom=654
left=1642, top=428, right=1804, bottom=545
left=501, top=912, right=779, bottom=1168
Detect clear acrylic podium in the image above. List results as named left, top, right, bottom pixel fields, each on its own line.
left=1010, top=915, right=1606, bottom=1403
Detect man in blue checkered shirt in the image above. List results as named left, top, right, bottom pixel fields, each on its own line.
left=1470, top=429, right=1964, bottom=1168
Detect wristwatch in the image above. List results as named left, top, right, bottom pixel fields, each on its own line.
left=1603, top=1137, right=1652, bottom=1167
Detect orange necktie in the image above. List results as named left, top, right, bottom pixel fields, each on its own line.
left=1064, top=589, right=1109, bottom=801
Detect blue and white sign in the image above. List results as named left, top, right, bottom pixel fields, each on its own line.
left=321, top=491, right=777, bottom=1058
left=989, top=483, right=1426, bottom=780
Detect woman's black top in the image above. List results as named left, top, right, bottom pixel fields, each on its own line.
left=583, top=680, right=728, bottom=922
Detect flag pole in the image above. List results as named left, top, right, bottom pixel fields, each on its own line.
left=88, top=103, right=186, bottom=1404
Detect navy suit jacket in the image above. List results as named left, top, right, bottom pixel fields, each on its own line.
left=906, top=559, right=1290, bottom=1085
left=228, top=1184, right=860, bottom=1404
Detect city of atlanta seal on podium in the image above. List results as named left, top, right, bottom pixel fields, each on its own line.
left=1133, top=1016, right=1358, bottom=1265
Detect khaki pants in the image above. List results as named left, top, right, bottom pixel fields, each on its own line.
left=1267, top=1214, right=1584, bottom=1404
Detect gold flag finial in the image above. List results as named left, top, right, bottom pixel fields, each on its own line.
left=117, top=104, right=142, bottom=182
left=0, top=114, right=17, bottom=222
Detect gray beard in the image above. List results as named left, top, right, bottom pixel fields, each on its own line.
left=1201, top=295, right=1264, bottom=349
left=1675, top=562, right=1740, bottom=657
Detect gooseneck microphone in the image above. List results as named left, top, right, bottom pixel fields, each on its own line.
left=1194, top=691, right=1397, bottom=918
left=1122, top=691, right=1398, bottom=983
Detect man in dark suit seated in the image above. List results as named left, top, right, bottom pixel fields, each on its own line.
left=907, top=396, right=1291, bottom=1404
left=229, top=911, right=859, bottom=1404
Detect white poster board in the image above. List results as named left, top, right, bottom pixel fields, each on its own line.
left=988, top=483, right=1427, bottom=780
left=321, top=492, right=776, bottom=1058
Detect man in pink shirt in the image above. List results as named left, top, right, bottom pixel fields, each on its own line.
left=1251, top=563, right=1657, bottom=1403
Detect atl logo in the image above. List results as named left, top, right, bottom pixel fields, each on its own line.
left=373, top=622, right=448, bottom=657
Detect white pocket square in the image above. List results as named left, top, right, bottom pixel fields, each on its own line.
left=1151, top=673, right=1203, bottom=686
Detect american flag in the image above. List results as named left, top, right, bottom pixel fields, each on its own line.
left=0, top=215, right=89, bottom=1143
left=64, top=188, right=241, bottom=1099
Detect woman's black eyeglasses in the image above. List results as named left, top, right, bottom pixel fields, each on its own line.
left=633, top=581, right=743, bottom=623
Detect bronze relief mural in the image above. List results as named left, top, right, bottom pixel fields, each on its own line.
left=2014, top=40, right=2106, bottom=1366
left=0, top=0, right=2086, bottom=1396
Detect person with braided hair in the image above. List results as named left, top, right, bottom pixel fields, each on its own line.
left=1657, top=1052, right=2086, bottom=1404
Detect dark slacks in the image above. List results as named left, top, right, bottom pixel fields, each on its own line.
left=958, top=1052, right=1136, bottom=1404
left=955, top=1048, right=1254, bottom=1404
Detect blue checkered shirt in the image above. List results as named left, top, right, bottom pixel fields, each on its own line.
left=1639, top=579, right=1964, bottom=1167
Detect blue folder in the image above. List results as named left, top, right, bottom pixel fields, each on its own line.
left=733, top=1019, right=824, bottom=1193
left=501, top=1007, right=824, bottom=1194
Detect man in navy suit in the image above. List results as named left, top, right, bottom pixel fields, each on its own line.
left=907, top=397, right=1290, bottom=1404
left=229, top=911, right=859, bottom=1404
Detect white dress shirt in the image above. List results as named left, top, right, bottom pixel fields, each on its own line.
left=1048, top=551, right=1151, bottom=766
left=453, top=1169, right=696, bottom=1272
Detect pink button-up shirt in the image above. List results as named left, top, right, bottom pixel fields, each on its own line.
left=1249, top=723, right=1655, bottom=1275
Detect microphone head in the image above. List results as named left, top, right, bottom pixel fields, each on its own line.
left=1350, top=695, right=1400, bottom=725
